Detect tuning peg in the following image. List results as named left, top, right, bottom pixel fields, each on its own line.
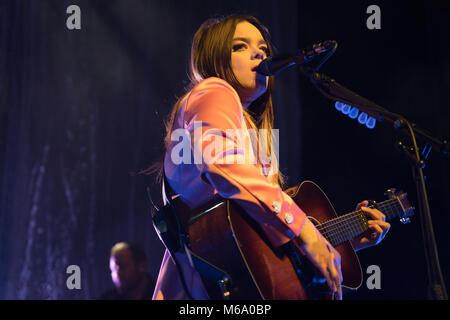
left=384, top=188, right=397, bottom=199
left=400, top=217, right=411, bottom=224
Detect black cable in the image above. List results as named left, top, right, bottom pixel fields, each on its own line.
left=147, top=184, right=195, bottom=300
left=167, top=199, right=195, bottom=300
left=163, top=174, right=196, bottom=300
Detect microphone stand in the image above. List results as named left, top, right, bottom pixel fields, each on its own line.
left=300, top=66, right=449, bottom=300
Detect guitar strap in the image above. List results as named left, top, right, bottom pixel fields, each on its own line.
left=158, top=170, right=231, bottom=296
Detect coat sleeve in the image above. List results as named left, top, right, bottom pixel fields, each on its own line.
left=181, top=78, right=307, bottom=247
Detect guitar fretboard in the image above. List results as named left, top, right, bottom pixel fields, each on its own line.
left=316, top=198, right=404, bottom=247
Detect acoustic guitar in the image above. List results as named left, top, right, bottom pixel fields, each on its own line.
left=180, top=180, right=415, bottom=300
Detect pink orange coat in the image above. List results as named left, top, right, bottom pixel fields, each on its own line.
left=152, top=77, right=307, bottom=300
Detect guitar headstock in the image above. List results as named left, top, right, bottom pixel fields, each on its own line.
left=384, top=188, right=415, bottom=224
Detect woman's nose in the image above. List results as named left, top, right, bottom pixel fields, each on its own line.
left=252, top=47, right=265, bottom=60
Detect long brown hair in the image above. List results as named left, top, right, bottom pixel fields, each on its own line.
left=144, top=14, right=286, bottom=189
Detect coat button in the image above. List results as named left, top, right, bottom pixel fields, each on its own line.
left=272, top=201, right=281, bottom=213
left=284, top=212, right=294, bottom=224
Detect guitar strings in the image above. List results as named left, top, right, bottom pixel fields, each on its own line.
left=317, top=198, right=399, bottom=231
left=318, top=201, right=401, bottom=246
left=314, top=198, right=400, bottom=245
left=320, top=213, right=368, bottom=246
left=319, top=198, right=399, bottom=228
left=318, top=213, right=366, bottom=245
left=317, top=200, right=398, bottom=241
left=316, top=201, right=390, bottom=235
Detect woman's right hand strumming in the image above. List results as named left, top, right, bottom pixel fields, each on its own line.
left=297, top=218, right=343, bottom=300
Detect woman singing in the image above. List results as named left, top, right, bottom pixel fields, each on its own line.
left=151, top=14, right=390, bottom=300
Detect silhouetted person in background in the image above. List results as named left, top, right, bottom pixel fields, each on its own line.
left=99, top=242, right=156, bottom=300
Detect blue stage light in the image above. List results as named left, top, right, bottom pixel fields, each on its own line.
left=366, top=116, right=376, bottom=129
left=334, top=102, right=376, bottom=130
left=341, top=103, right=351, bottom=115
left=358, top=112, right=368, bottom=124
left=349, top=107, right=359, bottom=119
left=335, top=101, right=344, bottom=111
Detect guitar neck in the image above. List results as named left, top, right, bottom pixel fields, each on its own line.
left=317, top=198, right=404, bottom=247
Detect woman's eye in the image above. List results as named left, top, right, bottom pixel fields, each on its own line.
left=260, top=47, right=269, bottom=54
left=232, top=44, right=246, bottom=51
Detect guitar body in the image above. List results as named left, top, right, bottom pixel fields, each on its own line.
left=187, top=180, right=363, bottom=300
left=290, top=181, right=363, bottom=291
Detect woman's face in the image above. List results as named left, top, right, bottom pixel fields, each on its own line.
left=231, top=21, right=269, bottom=107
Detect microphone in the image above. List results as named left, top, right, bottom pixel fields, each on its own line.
left=254, top=40, right=337, bottom=76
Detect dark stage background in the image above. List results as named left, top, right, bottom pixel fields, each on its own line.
left=1, top=0, right=448, bottom=300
